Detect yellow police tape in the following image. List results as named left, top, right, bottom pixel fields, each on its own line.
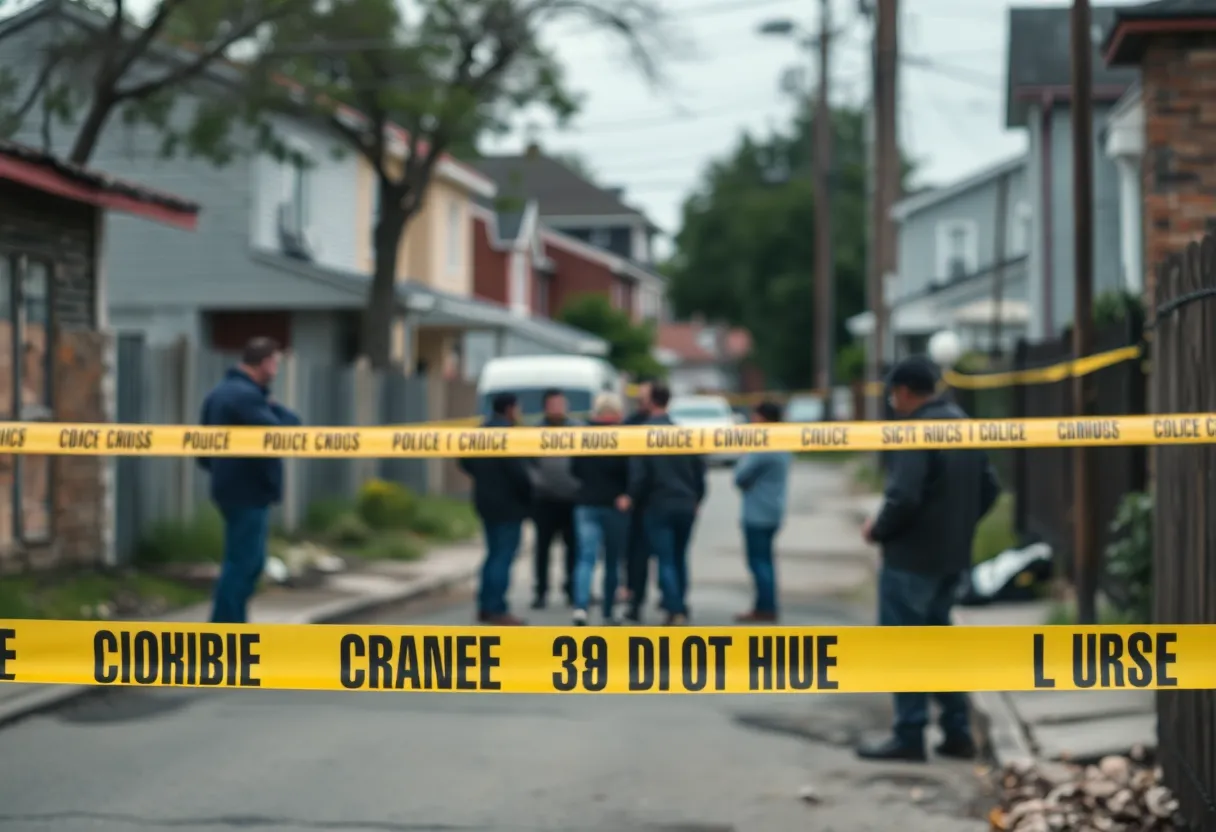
left=13, top=413, right=1216, bottom=457
left=0, top=620, right=1206, bottom=693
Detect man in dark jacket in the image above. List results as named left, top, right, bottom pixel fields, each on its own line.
left=622, top=379, right=654, bottom=621
left=620, top=382, right=706, bottom=625
left=198, top=337, right=301, bottom=624
left=529, top=388, right=581, bottom=608
left=460, top=393, right=532, bottom=625
left=857, top=356, right=1001, bottom=763
left=570, top=392, right=631, bottom=626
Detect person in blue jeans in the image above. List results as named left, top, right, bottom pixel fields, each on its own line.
left=621, top=383, right=706, bottom=626
left=858, top=356, right=1001, bottom=763
left=198, top=337, right=301, bottom=624
left=569, top=392, right=630, bottom=625
left=732, top=400, right=792, bottom=623
left=459, top=393, right=533, bottom=625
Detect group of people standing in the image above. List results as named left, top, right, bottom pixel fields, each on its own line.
left=460, top=380, right=793, bottom=627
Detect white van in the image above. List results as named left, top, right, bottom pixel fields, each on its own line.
left=476, top=355, right=622, bottom=421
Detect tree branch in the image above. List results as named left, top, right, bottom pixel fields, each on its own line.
left=0, top=48, right=63, bottom=137
left=106, top=0, right=192, bottom=85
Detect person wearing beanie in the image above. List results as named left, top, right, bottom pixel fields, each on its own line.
left=856, top=354, right=1002, bottom=764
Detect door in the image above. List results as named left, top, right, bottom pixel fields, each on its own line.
left=0, top=254, right=54, bottom=550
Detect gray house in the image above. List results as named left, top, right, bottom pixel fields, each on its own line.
left=1007, top=4, right=1138, bottom=338
left=0, top=1, right=604, bottom=375
left=884, top=155, right=1032, bottom=359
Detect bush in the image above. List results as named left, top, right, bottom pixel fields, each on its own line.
left=326, top=512, right=373, bottom=547
left=136, top=505, right=226, bottom=565
left=303, top=497, right=354, bottom=535
left=973, top=493, right=1018, bottom=565
left=356, top=479, right=417, bottom=530
left=1106, top=491, right=1153, bottom=624
left=408, top=497, right=479, bottom=541
left=358, top=532, right=425, bottom=562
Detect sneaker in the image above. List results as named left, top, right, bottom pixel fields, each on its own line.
left=856, top=736, right=927, bottom=762
left=624, top=607, right=642, bottom=624
left=735, top=610, right=779, bottom=623
left=572, top=609, right=589, bottom=626
left=530, top=596, right=546, bottom=610
left=935, top=735, right=977, bottom=760
left=665, top=613, right=689, bottom=626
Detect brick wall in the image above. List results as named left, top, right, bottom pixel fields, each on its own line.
left=472, top=215, right=509, bottom=305
left=1140, top=35, right=1216, bottom=306
left=543, top=239, right=616, bottom=317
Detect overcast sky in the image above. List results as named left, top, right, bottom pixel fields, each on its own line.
left=480, top=0, right=1143, bottom=249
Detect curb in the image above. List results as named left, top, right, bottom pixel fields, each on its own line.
left=0, top=560, right=481, bottom=730
left=952, top=608, right=1036, bottom=767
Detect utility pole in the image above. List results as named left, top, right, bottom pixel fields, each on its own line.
left=991, top=171, right=1010, bottom=354
left=869, top=0, right=898, bottom=415
left=1070, top=0, right=1098, bottom=625
left=814, top=0, right=835, bottom=417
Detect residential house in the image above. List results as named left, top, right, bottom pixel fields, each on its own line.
left=1006, top=4, right=1137, bottom=338
left=883, top=155, right=1032, bottom=359
left=471, top=149, right=667, bottom=322
left=0, top=139, right=199, bottom=571
left=0, top=1, right=605, bottom=379
left=1104, top=0, right=1216, bottom=307
left=654, top=322, right=758, bottom=396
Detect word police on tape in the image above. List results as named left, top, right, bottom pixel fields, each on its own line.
left=0, top=621, right=1211, bottom=694
left=6, top=414, right=1216, bottom=458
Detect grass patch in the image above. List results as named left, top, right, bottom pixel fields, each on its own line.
left=973, top=492, right=1018, bottom=565
left=407, top=497, right=479, bottom=542
left=135, top=506, right=225, bottom=566
left=0, top=571, right=208, bottom=620
left=353, top=532, right=426, bottom=562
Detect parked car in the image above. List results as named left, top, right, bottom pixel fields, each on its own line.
left=667, top=394, right=741, bottom=466
left=784, top=394, right=826, bottom=424
left=476, top=355, right=621, bottom=422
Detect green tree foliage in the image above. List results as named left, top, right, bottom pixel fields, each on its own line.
left=665, top=104, right=886, bottom=389
left=558, top=293, right=664, bottom=379
left=0, top=0, right=315, bottom=164
left=256, top=0, right=667, bottom=368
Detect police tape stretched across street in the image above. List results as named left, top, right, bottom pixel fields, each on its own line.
left=8, top=413, right=1216, bottom=458
left=1, top=620, right=1214, bottom=694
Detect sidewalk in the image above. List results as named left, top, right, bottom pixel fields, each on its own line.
left=0, top=541, right=484, bottom=728
left=953, top=601, right=1156, bottom=765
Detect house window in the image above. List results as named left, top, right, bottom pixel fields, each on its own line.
left=447, top=200, right=462, bottom=273
left=935, top=219, right=978, bottom=281
left=1010, top=202, right=1032, bottom=257
left=0, top=254, right=54, bottom=547
left=280, top=154, right=310, bottom=235
left=589, top=228, right=611, bottom=249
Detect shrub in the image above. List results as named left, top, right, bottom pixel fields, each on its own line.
left=408, top=497, right=479, bottom=542
left=136, top=505, right=225, bottom=565
left=356, top=479, right=417, bottom=530
left=303, top=497, right=354, bottom=535
left=973, top=493, right=1017, bottom=565
left=1106, top=491, right=1153, bottom=624
left=326, top=512, right=373, bottom=547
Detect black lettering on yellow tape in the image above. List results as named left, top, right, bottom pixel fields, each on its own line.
left=339, top=634, right=502, bottom=691
left=0, top=627, right=15, bottom=681
left=92, top=629, right=261, bottom=687
left=1032, top=631, right=1178, bottom=689
left=182, top=429, right=230, bottom=452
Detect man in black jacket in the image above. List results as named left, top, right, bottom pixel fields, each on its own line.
left=530, top=389, right=580, bottom=609
left=459, top=393, right=532, bottom=625
left=620, top=383, right=706, bottom=625
left=857, top=356, right=1001, bottom=763
left=622, top=378, right=655, bottom=621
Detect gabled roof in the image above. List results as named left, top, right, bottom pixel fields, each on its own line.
left=1006, top=5, right=1138, bottom=127
left=472, top=152, right=653, bottom=226
left=1104, top=0, right=1216, bottom=65
left=0, top=140, right=199, bottom=230
left=892, top=155, right=1026, bottom=223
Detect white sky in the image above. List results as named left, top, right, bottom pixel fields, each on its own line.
left=480, top=0, right=1144, bottom=250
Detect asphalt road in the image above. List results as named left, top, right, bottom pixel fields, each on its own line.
left=0, top=465, right=990, bottom=832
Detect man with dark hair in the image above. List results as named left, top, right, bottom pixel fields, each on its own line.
left=199, top=337, right=300, bottom=624
left=622, top=378, right=655, bottom=621
left=529, top=387, right=580, bottom=608
left=856, top=355, right=1001, bottom=763
left=460, top=392, right=532, bottom=625
left=733, top=400, right=792, bottom=622
left=620, top=381, right=706, bottom=625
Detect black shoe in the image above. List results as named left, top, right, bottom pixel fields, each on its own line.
left=856, top=736, right=927, bottom=762
left=624, top=606, right=641, bottom=624
left=935, top=735, right=977, bottom=760
left=531, top=596, right=546, bottom=610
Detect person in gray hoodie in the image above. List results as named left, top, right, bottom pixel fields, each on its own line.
left=733, top=400, right=792, bottom=622
left=529, top=388, right=582, bottom=608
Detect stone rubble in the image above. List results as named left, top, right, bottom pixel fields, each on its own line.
left=989, top=748, right=1183, bottom=832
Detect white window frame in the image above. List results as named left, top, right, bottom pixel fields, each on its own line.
left=279, top=138, right=312, bottom=237
left=1010, top=202, right=1032, bottom=257
left=508, top=252, right=528, bottom=315
left=446, top=200, right=462, bottom=273
left=631, top=224, right=650, bottom=262
left=935, top=219, right=978, bottom=282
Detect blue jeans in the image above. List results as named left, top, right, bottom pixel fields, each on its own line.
left=645, top=510, right=696, bottom=617
left=743, top=524, right=778, bottom=613
left=479, top=521, right=523, bottom=615
left=572, top=505, right=628, bottom=617
left=879, top=565, right=970, bottom=747
left=211, top=505, right=271, bottom=624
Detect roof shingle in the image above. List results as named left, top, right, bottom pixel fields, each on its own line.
left=472, top=153, right=648, bottom=221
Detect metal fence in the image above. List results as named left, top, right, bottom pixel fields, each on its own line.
left=111, top=335, right=471, bottom=564
left=1153, top=227, right=1216, bottom=831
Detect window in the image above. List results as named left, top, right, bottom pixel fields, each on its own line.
left=447, top=200, right=462, bottom=272
left=1010, top=202, right=1032, bottom=256
left=589, top=228, right=611, bottom=249
left=280, top=155, right=310, bottom=235
left=935, top=220, right=978, bottom=281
